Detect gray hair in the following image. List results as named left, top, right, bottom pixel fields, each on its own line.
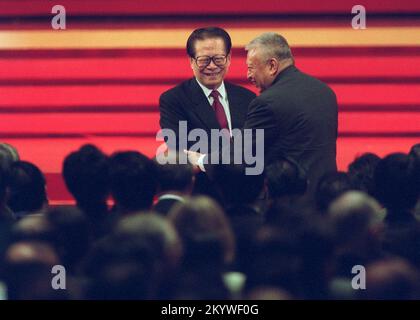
left=245, top=32, right=293, bottom=63
left=0, top=143, right=19, bottom=172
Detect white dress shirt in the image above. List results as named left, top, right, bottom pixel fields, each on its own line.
left=195, top=79, right=232, bottom=134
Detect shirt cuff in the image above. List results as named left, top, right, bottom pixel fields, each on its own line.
left=197, top=154, right=206, bottom=172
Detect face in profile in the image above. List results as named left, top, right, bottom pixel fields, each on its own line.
left=246, top=47, right=272, bottom=92
left=190, top=37, right=231, bottom=90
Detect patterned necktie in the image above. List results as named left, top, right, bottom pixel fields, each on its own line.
left=210, top=90, right=229, bottom=131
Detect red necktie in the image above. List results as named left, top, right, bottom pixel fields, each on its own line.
left=210, top=90, right=229, bottom=131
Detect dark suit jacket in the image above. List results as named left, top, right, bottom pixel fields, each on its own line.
left=159, top=78, right=256, bottom=152
left=207, top=65, right=338, bottom=201
left=244, top=65, right=338, bottom=198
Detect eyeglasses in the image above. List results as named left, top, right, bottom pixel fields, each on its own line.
left=194, top=55, right=228, bottom=68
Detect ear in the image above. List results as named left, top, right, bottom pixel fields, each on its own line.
left=190, top=57, right=195, bottom=69
left=225, top=52, right=232, bottom=67
left=269, top=58, right=279, bottom=75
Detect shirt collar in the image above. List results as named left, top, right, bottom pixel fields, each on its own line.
left=158, top=194, right=185, bottom=202
left=195, top=79, right=226, bottom=100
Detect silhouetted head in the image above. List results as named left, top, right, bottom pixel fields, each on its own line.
left=109, top=151, right=157, bottom=214
left=7, top=161, right=47, bottom=215
left=348, top=153, right=381, bottom=196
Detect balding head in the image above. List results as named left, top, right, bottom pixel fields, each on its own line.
left=329, top=191, right=384, bottom=226
left=12, top=215, right=54, bottom=242
left=362, top=258, right=420, bottom=300
left=5, top=241, right=59, bottom=266
left=3, top=241, right=64, bottom=300
left=115, top=213, right=182, bottom=270
left=328, top=191, right=385, bottom=247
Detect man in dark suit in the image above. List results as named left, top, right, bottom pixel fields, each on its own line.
left=159, top=27, right=256, bottom=197
left=159, top=26, right=256, bottom=152
left=187, top=32, right=338, bottom=202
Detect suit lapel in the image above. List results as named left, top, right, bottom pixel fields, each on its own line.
left=188, top=79, right=221, bottom=130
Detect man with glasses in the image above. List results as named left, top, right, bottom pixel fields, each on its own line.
left=159, top=27, right=256, bottom=197
left=159, top=26, right=256, bottom=153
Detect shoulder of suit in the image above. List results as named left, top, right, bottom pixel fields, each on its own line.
left=225, top=81, right=256, bottom=97
left=248, top=95, right=271, bottom=109
left=160, top=78, right=194, bottom=99
left=247, top=91, right=281, bottom=115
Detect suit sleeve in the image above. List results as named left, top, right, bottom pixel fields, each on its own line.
left=242, top=98, right=279, bottom=172
left=159, top=91, right=187, bottom=151
left=244, top=98, right=277, bottom=133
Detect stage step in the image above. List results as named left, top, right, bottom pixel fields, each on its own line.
left=1, top=84, right=419, bottom=111
left=0, top=112, right=419, bottom=137
left=2, top=0, right=419, bottom=17
left=2, top=54, right=420, bottom=82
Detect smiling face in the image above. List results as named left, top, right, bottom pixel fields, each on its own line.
left=190, top=37, right=231, bottom=90
left=246, top=47, right=273, bottom=92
